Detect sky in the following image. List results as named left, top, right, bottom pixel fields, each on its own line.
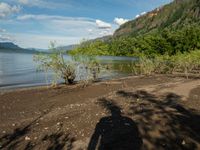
left=0, top=0, right=172, bottom=49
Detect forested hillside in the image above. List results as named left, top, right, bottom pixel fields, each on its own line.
left=114, top=0, right=200, bottom=37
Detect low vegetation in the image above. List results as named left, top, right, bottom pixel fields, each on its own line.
left=33, top=42, right=76, bottom=85
left=33, top=42, right=108, bottom=86
left=130, top=50, right=200, bottom=78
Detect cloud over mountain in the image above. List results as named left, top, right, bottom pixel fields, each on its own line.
left=96, top=20, right=112, bottom=29
left=114, top=17, right=129, bottom=25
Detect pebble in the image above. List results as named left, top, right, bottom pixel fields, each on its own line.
left=2, top=131, right=6, bottom=134
left=65, top=116, right=69, bottom=119
left=182, top=140, right=186, bottom=145
left=25, top=136, right=31, bottom=141
left=44, top=127, right=49, bottom=130
left=12, top=123, right=16, bottom=127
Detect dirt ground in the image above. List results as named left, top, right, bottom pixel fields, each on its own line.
left=0, top=75, right=200, bottom=150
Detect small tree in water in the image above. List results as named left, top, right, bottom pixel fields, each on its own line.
left=33, top=42, right=76, bottom=85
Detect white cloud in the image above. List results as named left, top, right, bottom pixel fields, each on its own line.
left=99, top=30, right=112, bottom=36
left=114, top=17, right=129, bottom=26
left=18, top=0, right=29, bottom=5
left=0, top=33, right=13, bottom=42
left=0, top=28, right=6, bottom=32
left=141, top=12, right=147, bottom=15
left=96, top=19, right=112, bottom=29
left=0, top=2, right=20, bottom=19
left=87, top=29, right=93, bottom=32
left=135, top=14, right=140, bottom=18
left=7, top=14, right=117, bottom=48
left=135, top=11, right=147, bottom=19
left=12, top=33, right=82, bottom=48
left=17, top=0, right=69, bottom=9
left=17, top=14, right=94, bottom=22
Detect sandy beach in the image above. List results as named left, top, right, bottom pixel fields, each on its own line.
left=0, top=75, right=200, bottom=150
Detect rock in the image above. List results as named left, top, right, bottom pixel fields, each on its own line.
left=25, top=136, right=31, bottom=141
left=2, top=131, right=6, bottom=134
left=44, top=127, right=49, bottom=130
left=182, top=140, right=186, bottom=145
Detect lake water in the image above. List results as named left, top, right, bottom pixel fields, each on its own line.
left=0, top=52, right=136, bottom=90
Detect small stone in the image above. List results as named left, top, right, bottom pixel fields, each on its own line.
left=44, top=127, right=49, bottom=130
left=25, top=136, right=31, bottom=141
left=2, top=131, right=6, bottom=134
left=182, top=140, right=186, bottom=145
left=12, top=124, right=16, bottom=127
left=34, top=137, right=38, bottom=140
left=65, top=117, right=69, bottom=119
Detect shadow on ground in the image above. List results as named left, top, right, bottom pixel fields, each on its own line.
left=88, top=98, right=142, bottom=150
left=0, top=114, right=75, bottom=150
left=116, top=90, right=200, bottom=150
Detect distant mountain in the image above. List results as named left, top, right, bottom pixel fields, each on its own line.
left=114, top=0, right=200, bottom=37
left=56, top=44, right=78, bottom=51
left=0, top=42, right=21, bottom=49
left=0, top=42, right=38, bottom=53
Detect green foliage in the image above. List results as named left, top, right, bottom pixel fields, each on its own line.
left=33, top=42, right=76, bottom=85
left=130, top=50, right=200, bottom=78
left=72, top=55, right=110, bottom=82
left=70, top=40, right=109, bottom=56
left=70, top=25, right=200, bottom=57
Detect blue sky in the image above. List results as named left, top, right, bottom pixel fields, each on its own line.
left=0, top=0, right=172, bottom=49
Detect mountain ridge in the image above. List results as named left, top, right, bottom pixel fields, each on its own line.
left=114, top=0, right=200, bottom=37
left=0, top=42, right=38, bottom=53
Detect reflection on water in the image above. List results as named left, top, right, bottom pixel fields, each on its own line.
left=0, top=52, right=136, bottom=90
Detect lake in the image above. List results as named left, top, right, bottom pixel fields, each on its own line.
left=0, top=52, right=136, bottom=90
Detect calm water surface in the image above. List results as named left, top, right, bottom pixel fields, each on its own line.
left=0, top=52, right=136, bottom=90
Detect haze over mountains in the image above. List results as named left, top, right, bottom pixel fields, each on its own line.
left=0, top=42, right=77, bottom=53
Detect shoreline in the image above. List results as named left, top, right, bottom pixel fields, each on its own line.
left=1, top=73, right=199, bottom=93
left=0, top=75, right=200, bottom=149
left=0, top=74, right=138, bottom=93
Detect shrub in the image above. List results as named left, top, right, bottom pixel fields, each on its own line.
left=33, top=42, right=76, bottom=85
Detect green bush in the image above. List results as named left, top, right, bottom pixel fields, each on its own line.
left=33, top=42, right=76, bottom=85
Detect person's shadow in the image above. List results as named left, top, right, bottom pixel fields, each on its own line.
left=88, top=98, right=142, bottom=150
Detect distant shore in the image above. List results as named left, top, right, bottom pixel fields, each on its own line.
left=0, top=75, right=200, bottom=149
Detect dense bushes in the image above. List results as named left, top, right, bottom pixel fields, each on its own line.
left=130, top=50, right=200, bottom=78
